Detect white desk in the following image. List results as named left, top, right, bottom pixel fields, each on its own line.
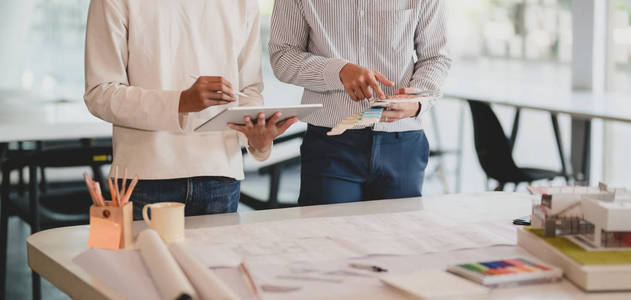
left=27, top=192, right=631, bottom=299
left=442, top=59, right=631, bottom=184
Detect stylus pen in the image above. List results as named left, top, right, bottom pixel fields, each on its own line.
left=188, top=75, right=248, bottom=98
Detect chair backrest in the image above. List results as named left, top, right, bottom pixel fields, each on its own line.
left=467, top=100, right=521, bottom=182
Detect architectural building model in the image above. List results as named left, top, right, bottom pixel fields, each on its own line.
left=529, top=183, right=631, bottom=251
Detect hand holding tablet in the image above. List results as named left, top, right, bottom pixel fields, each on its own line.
left=194, top=104, right=322, bottom=132
left=227, top=112, right=298, bottom=151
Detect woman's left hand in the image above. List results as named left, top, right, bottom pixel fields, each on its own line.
left=228, top=112, right=298, bottom=151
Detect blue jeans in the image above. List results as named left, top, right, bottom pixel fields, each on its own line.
left=298, top=125, right=429, bottom=206
left=123, top=176, right=240, bottom=220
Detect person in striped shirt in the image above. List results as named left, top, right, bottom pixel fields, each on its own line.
left=269, top=0, right=451, bottom=205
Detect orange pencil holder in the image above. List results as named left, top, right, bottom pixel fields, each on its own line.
left=88, top=201, right=133, bottom=250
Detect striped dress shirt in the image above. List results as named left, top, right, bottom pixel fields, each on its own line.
left=269, top=0, right=451, bottom=132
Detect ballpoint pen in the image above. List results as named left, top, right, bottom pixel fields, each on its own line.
left=349, top=263, right=388, bottom=273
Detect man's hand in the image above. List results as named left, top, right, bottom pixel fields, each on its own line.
left=380, top=102, right=421, bottom=123
left=339, top=63, right=395, bottom=101
left=380, top=87, right=423, bottom=123
left=227, top=112, right=298, bottom=151
left=179, top=76, right=236, bottom=113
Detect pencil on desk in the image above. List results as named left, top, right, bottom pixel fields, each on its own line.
left=239, top=262, right=259, bottom=297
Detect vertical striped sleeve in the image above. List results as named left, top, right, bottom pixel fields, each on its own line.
left=268, top=0, right=348, bottom=92
left=409, top=0, right=452, bottom=92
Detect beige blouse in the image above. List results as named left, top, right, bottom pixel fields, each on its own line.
left=84, top=0, right=269, bottom=180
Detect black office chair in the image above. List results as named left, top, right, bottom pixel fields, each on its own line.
left=1, top=143, right=112, bottom=300
left=468, top=100, right=564, bottom=190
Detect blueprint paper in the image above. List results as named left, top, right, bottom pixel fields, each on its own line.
left=182, top=211, right=516, bottom=267
left=74, top=205, right=519, bottom=300
left=73, top=249, right=162, bottom=300
left=136, top=230, right=197, bottom=300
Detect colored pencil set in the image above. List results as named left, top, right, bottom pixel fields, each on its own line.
left=84, top=166, right=138, bottom=207
left=447, top=257, right=562, bottom=287
left=463, top=258, right=551, bottom=275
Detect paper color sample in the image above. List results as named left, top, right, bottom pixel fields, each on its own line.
left=327, top=108, right=384, bottom=136
left=87, top=218, right=122, bottom=250
left=381, top=270, right=489, bottom=300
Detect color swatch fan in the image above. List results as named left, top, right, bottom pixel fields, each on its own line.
left=327, top=91, right=441, bottom=136
left=327, top=108, right=384, bottom=136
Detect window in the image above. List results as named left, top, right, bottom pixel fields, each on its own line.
left=611, top=0, right=631, bottom=93
left=12, top=0, right=89, bottom=94
left=447, top=0, right=572, bottom=63
left=604, top=0, right=631, bottom=187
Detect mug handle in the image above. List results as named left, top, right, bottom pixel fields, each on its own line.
left=142, top=204, right=152, bottom=228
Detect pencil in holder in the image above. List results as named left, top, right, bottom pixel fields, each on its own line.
left=87, top=201, right=133, bottom=250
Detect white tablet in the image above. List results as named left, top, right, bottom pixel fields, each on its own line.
left=195, top=104, right=323, bottom=132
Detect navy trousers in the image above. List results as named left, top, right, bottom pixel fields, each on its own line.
left=125, top=176, right=240, bottom=220
left=298, top=125, right=430, bottom=206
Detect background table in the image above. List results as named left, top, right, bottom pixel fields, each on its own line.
left=27, top=192, right=631, bottom=299
left=443, top=62, right=631, bottom=185
left=0, top=90, right=111, bottom=143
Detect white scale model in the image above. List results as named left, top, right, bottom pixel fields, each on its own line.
left=529, top=183, right=631, bottom=251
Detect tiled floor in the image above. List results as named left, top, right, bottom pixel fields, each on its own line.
left=6, top=217, right=68, bottom=300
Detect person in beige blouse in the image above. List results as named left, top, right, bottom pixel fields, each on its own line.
left=84, top=0, right=296, bottom=219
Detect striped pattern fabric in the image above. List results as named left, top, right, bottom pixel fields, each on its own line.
left=269, top=0, right=451, bottom=131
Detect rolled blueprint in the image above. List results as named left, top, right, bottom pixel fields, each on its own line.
left=170, top=243, right=240, bottom=300
left=137, top=229, right=197, bottom=300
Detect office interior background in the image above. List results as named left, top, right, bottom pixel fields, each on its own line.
left=1, top=0, right=631, bottom=299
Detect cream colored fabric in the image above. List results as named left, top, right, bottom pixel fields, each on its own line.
left=84, top=0, right=269, bottom=180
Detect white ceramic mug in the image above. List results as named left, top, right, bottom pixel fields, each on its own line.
left=142, top=202, right=185, bottom=243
